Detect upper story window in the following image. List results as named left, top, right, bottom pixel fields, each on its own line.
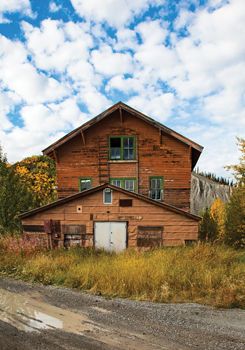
left=149, top=176, right=163, bottom=200
left=109, top=136, right=136, bottom=160
left=79, top=177, right=92, bottom=192
left=110, top=178, right=136, bottom=192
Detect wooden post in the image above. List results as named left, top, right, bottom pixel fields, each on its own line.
left=81, top=131, right=86, bottom=146
left=52, top=149, right=58, bottom=164
left=119, top=108, right=123, bottom=124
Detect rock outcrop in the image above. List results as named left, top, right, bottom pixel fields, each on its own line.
left=191, top=172, right=232, bottom=215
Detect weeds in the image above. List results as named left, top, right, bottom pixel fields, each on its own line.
left=0, top=236, right=244, bottom=309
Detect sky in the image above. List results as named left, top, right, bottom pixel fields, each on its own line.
left=0, top=0, right=244, bottom=178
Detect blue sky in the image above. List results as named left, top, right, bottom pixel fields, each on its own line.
left=0, top=0, right=244, bottom=178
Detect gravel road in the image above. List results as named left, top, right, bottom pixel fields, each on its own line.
left=0, top=277, right=245, bottom=350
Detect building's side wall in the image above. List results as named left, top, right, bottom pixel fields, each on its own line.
left=55, top=110, right=192, bottom=210
left=22, top=190, right=199, bottom=248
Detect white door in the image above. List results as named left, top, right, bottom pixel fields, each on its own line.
left=94, top=222, right=127, bottom=253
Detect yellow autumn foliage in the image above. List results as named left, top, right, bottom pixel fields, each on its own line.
left=210, top=199, right=226, bottom=240
left=14, top=155, right=57, bottom=208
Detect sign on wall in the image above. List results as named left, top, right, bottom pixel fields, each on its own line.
left=137, top=226, right=163, bottom=247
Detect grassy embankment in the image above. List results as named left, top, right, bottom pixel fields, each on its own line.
left=0, top=235, right=245, bottom=308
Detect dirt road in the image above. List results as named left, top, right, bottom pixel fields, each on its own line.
left=0, top=277, right=245, bottom=349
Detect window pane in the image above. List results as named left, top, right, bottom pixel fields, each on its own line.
left=123, top=137, right=128, bottom=148
left=151, top=190, right=155, bottom=199
left=129, top=149, right=134, bottom=159
left=116, top=148, right=121, bottom=159
left=151, top=179, right=156, bottom=190
left=157, top=179, right=161, bottom=189
left=129, top=137, right=134, bottom=148
left=110, top=138, right=121, bottom=147
left=111, top=148, right=116, bottom=159
left=111, top=148, right=121, bottom=159
left=156, top=190, right=161, bottom=199
left=81, top=179, right=90, bottom=191
left=124, top=149, right=129, bottom=159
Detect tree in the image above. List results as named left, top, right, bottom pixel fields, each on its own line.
left=224, top=137, right=245, bottom=185
left=223, top=138, right=245, bottom=248
left=0, top=145, right=33, bottom=235
left=210, top=198, right=225, bottom=240
left=224, top=187, right=245, bottom=248
left=14, top=155, right=57, bottom=208
left=198, top=207, right=219, bottom=242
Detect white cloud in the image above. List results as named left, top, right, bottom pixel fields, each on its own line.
left=20, top=98, right=87, bottom=133
left=22, top=20, right=93, bottom=72
left=0, top=34, right=69, bottom=104
left=70, top=0, right=161, bottom=28
left=49, top=1, right=61, bottom=13
left=91, top=45, right=134, bottom=76
left=127, top=93, right=175, bottom=121
left=0, top=0, right=34, bottom=22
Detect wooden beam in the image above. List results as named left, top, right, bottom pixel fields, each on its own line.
left=159, top=129, right=162, bottom=145
left=81, top=131, right=86, bottom=146
left=52, top=149, right=58, bottom=164
left=119, top=107, right=123, bottom=124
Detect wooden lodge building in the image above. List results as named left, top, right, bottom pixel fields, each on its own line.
left=19, top=102, right=203, bottom=251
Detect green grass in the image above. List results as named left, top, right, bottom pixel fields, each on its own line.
left=0, top=235, right=245, bottom=308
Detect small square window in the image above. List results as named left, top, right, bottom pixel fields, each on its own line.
left=79, top=177, right=92, bottom=192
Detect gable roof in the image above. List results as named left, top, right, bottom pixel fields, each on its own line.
left=42, top=101, right=203, bottom=169
left=19, top=183, right=201, bottom=221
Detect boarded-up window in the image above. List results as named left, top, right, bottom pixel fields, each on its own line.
left=23, top=225, right=45, bottom=232
left=62, top=225, right=86, bottom=247
left=119, top=199, right=132, bottom=207
left=137, top=226, right=163, bottom=247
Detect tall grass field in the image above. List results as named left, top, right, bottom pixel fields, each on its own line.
left=0, top=235, right=245, bottom=308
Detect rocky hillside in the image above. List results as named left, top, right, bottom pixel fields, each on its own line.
left=191, top=172, right=232, bottom=215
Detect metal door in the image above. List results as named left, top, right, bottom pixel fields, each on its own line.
left=94, top=222, right=126, bottom=253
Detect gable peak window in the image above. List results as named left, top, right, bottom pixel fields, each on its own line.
left=109, top=136, right=136, bottom=160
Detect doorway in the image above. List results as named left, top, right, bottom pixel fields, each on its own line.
left=94, top=222, right=127, bottom=253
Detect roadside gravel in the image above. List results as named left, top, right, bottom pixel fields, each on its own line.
left=0, top=277, right=245, bottom=349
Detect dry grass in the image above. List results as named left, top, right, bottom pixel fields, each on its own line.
left=0, top=235, right=245, bottom=308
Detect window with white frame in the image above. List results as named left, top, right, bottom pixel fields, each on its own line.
left=103, top=188, right=112, bottom=204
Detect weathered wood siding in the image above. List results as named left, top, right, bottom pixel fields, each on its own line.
left=22, top=189, right=199, bottom=248
left=55, top=110, right=191, bottom=210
